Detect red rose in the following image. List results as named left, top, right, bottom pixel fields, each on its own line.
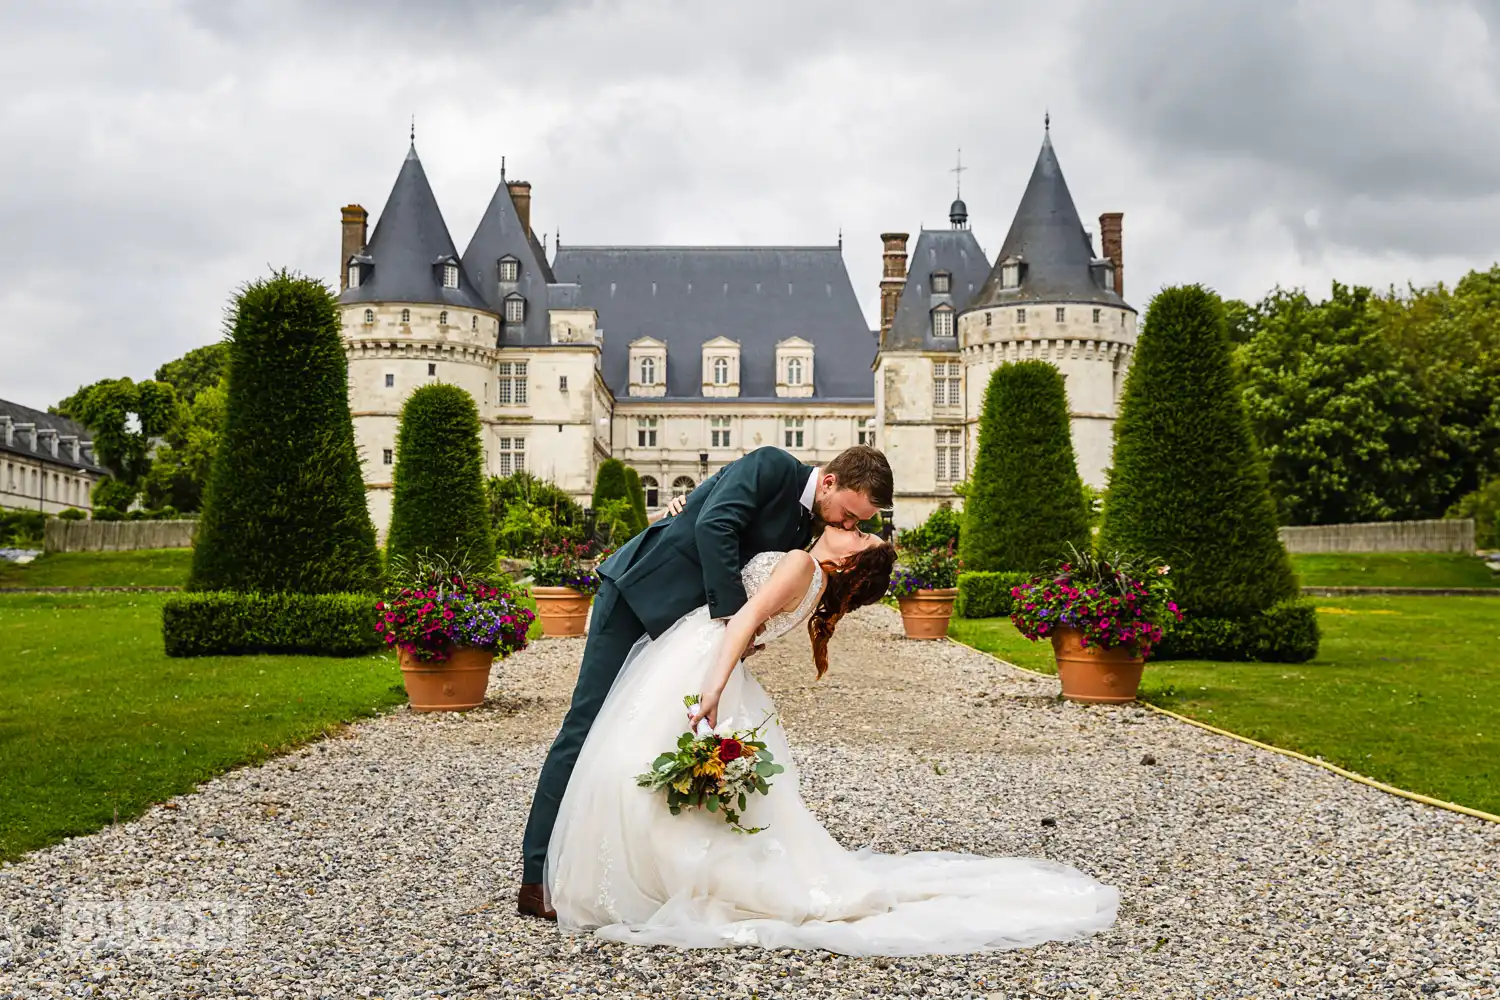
left=718, top=738, right=744, bottom=762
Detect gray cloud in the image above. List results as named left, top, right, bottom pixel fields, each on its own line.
left=1, top=0, right=1496, bottom=408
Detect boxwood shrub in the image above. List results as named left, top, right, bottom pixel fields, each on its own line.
left=1152, top=600, right=1320, bottom=663
left=162, top=592, right=379, bottom=657
left=954, top=570, right=1031, bottom=619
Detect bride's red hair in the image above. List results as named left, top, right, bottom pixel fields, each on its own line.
left=808, top=542, right=897, bottom=678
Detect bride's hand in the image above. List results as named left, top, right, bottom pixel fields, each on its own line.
left=688, top=690, right=720, bottom=732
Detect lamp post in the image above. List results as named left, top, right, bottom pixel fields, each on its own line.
left=698, top=451, right=709, bottom=477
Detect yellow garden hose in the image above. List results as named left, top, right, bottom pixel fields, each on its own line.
left=947, top=637, right=1500, bottom=826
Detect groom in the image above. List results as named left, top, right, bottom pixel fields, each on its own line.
left=518, top=444, right=894, bottom=919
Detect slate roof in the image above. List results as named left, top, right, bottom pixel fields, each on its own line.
left=970, top=131, right=1132, bottom=312
left=551, top=247, right=875, bottom=401
left=884, top=226, right=991, bottom=352
left=0, top=398, right=107, bottom=473
left=340, top=145, right=489, bottom=311
left=459, top=178, right=555, bottom=345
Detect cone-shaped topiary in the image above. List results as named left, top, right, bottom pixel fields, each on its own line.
left=960, top=360, right=1091, bottom=573
left=1098, top=285, right=1301, bottom=624
left=385, top=383, right=496, bottom=571
left=624, top=466, right=649, bottom=534
left=189, top=271, right=380, bottom=594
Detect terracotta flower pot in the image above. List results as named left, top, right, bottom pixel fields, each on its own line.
left=896, top=588, right=958, bottom=640
left=532, top=586, right=592, bottom=638
left=398, top=646, right=494, bottom=712
left=1050, top=626, right=1144, bottom=704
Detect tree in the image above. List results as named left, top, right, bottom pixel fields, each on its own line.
left=624, top=466, right=649, bottom=534
left=486, top=471, right=587, bottom=554
left=188, top=271, right=380, bottom=594
left=1099, top=285, right=1299, bottom=622
left=155, top=343, right=230, bottom=404
left=141, top=377, right=227, bottom=512
left=959, top=360, right=1090, bottom=573
left=55, top=377, right=178, bottom=485
left=592, top=458, right=641, bottom=545
left=385, top=383, right=496, bottom=571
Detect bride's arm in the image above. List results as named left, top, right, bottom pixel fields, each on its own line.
left=688, top=551, right=816, bottom=731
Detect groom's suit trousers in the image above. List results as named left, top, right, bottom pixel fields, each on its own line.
left=521, top=579, right=647, bottom=884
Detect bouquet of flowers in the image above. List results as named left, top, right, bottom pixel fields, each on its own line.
left=888, top=540, right=962, bottom=598
left=635, top=696, right=785, bottom=834
left=1009, top=546, right=1183, bottom=659
left=528, top=540, right=602, bottom=595
left=376, top=555, right=535, bottom=663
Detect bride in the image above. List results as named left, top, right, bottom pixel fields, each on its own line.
left=545, top=524, right=1119, bottom=955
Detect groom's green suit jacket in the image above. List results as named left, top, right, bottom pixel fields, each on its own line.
left=599, top=446, right=815, bottom=638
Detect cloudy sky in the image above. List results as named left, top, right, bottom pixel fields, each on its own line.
left=2, top=0, right=1497, bottom=409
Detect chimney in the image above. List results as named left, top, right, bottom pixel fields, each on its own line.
left=1099, top=212, right=1123, bottom=302
left=340, top=205, right=368, bottom=292
left=508, top=181, right=533, bottom=239
left=879, top=233, right=909, bottom=339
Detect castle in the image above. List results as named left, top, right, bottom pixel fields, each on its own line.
left=338, top=123, right=1133, bottom=534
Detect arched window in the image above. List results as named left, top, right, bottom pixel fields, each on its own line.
left=787, top=358, right=803, bottom=385
left=401, top=308, right=411, bottom=324
left=672, top=476, right=695, bottom=499
left=364, top=309, right=374, bottom=324
left=712, top=357, right=729, bottom=384
left=438, top=310, right=448, bottom=326
left=640, top=357, right=657, bottom=385
left=641, top=475, right=660, bottom=508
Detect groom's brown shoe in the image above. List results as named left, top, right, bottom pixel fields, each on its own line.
left=517, top=883, right=556, bottom=921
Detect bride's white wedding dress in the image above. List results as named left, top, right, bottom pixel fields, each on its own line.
left=546, top=552, right=1119, bottom=955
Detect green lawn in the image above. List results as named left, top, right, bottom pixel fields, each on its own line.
left=1291, top=551, right=1500, bottom=589
left=0, top=548, right=193, bottom=589
left=0, top=592, right=407, bottom=861
left=950, top=596, right=1500, bottom=817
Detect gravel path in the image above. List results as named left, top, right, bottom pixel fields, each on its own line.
left=1, top=605, right=1496, bottom=999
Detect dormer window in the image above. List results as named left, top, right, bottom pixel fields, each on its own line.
left=931, top=271, right=951, bottom=294
left=348, top=265, right=361, bottom=289
left=504, top=294, right=525, bottom=323
left=499, top=257, right=520, bottom=283
left=439, top=310, right=449, bottom=326
left=773, top=337, right=813, bottom=398
left=443, top=264, right=459, bottom=289
left=640, top=357, right=657, bottom=385
left=713, top=357, right=729, bottom=385
left=363, top=309, right=374, bottom=324
left=401, top=308, right=411, bottom=324
left=1000, top=257, right=1022, bottom=290
left=787, top=357, right=804, bottom=386
left=932, top=305, right=955, bottom=338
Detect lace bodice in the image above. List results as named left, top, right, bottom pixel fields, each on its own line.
left=741, top=551, right=824, bottom=644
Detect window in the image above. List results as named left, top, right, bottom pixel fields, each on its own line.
left=858, top=417, right=876, bottom=447
left=401, top=308, right=411, bottom=324
left=787, top=358, right=804, bottom=386
left=382, top=449, right=393, bottom=465
left=636, top=417, right=658, bottom=448
left=497, top=361, right=528, bottom=404
left=439, top=310, right=448, bottom=326
left=364, top=308, right=374, bottom=324
left=504, top=295, right=525, bottom=323
left=640, top=357, right=657, bottom=385
left=1093, top=308, right=1102, bottom=323
left=783, top=417, right=805, bottom=449
left=931, top=272, right=951, bottom=293
left=641, top=476, right=659, bottom=508
left=1001, top=261, right=1020, bottom=289
left=712, top=357, right=729, bottom=385
left=710, top=415, right=731, bottom=448
left=348, top=266, right=360, bottom=289
left=443, top=264, right=459, bottom=289
left=672, top=476, right=695, bottom=499
left=1016, top=308, right=1027, bottom=324
left=496, top=436, right=525, bottom=476
left=472, top=315, right=478, bottom=330
left=1055, top=307, right=1066, bottom=323
left=936, top=428, right=963, bottom=483
left=427, top=363, right=437, bottom=376
left=559, top=375, right=569, bottom=392
left=933, top=361, right=961, bottom=408
left=932, top=307, right=955, bottom=338
left=384, top=373, right=395, bottom=388
left=985, top=312, right=992, bottom=327
left=499, top=258, right=519, bottom=282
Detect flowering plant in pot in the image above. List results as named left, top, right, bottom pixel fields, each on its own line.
left=888, top=541, right=963, bottom=640
left=377, top=553, right=535, bottom=712
left=528, top=540, right=600, bottom=637
left=1010, top=546, right=1183, bottom=704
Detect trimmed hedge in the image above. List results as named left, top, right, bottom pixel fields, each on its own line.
left=954, top=570, right=1031, bottom=619
left=1152, top=601, right=1320, bottom=663
left=189, top=271, right=380, bottom=595
left=592, top=458, right=641, bottom=542
left=624, top=466, right=649, bottom=534
left=162, top=592, right=379, bottom=657
left=961, top=360, right=1091, bottom=573
left=386, top=383, right=496, bottom=570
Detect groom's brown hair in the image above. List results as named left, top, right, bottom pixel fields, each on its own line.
left=823, top=446, right=893, bottom=510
